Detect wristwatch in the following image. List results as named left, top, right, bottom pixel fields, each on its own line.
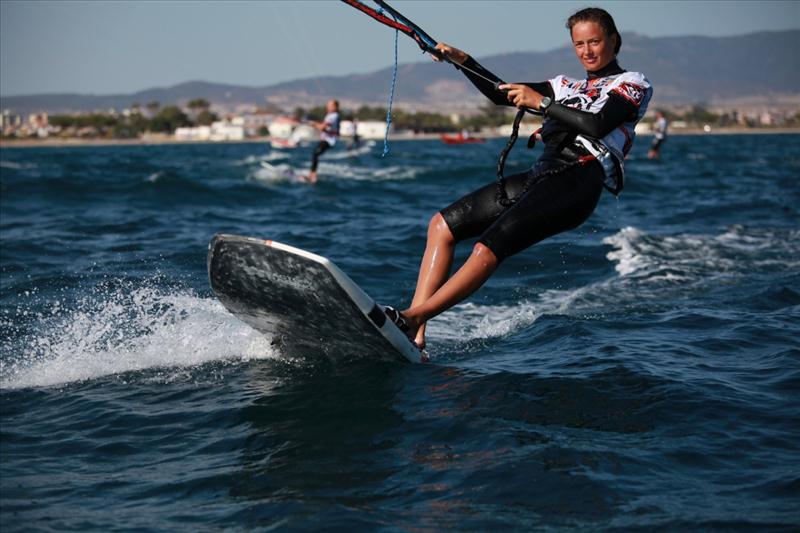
left=539, top=96, right=553, bottom=113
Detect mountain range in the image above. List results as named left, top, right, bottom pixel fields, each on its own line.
left=2, top=30, right=798, bottom=115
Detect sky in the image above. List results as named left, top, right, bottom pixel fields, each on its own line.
left=1, top=0, right=798, bottom=97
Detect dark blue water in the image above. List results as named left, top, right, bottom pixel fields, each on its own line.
left=1, top=135, right=799, bottom=530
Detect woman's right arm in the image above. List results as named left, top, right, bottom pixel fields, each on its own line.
left=435, top=43, right=552, bottom=106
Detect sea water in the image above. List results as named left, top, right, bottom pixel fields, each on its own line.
left=1, top=135, right=799, bottom=530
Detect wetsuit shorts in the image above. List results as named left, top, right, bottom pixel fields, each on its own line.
left=311, top=140, right=331, bottom=172
left=440, top=158, right=605, bottom=262
left=650, top=137, right=665, bottom=151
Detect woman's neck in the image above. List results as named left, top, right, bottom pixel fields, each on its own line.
left=588, top=59, right=624, bottom=79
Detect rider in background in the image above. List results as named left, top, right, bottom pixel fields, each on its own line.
left=648, top=111, right=668, bottom=159
left=305, top=99, right=340, bottom=184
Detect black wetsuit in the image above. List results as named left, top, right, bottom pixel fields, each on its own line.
left=310, top=141, right=331, bottom=172
left=440, top=57, right=641, bottom=262
left=311, top=111, right=340, bottom=173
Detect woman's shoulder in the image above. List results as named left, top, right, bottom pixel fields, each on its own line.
left=610, top=71, right=653, bottom=108
left=616, top=70, right=651, bottom=89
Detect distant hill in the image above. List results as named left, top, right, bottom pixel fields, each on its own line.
left=2, top=30, right=798, bottom=115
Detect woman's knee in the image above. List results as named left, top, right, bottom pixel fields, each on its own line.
left=472, top=242, right=499, bottom=270
left=428, top=213, right=455, bottom=245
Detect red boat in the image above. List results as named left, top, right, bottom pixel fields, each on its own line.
left=440, top=133, right=485, bottom=145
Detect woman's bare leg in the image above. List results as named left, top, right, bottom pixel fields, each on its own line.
left=408, top=213, right=456, bottom=348
left=402, top=242, right=499, bottom=340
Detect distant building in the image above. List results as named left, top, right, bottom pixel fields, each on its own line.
left=1, top=110, right=23, bottom=131
left=268, top=116, right=300, bottom=139
left=210, top=119, right=244, bottom=141
left=240, top=111, right=273, bottom=137
left=174, top=120, right=244, bottom=141
left=175, top=125, right=212, bottom=141
left=341, top=120, right=388, bottom=139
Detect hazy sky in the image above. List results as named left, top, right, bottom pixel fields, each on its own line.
left=2, top=0, right=798, bottom=96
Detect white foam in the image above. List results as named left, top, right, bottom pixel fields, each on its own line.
left=428, top=301, right=540, bottom=343
left=233, top=153, right=289, bottom=166
left=0, top=160, right=35, bottom=170
left=316, top=161, right=424, bottom=181
left=323, top=141, right=377, bottom=160
left=603, top=225, right=800, bottom=280
left=426, top=280, right=608, bottom=346
left=145, top=171, right=167, bottom=183
left=424, top=224, right=800, bottom=349
left=0, top=285, right=277, bottom=390
left=249, top=163, right=298, bottom=183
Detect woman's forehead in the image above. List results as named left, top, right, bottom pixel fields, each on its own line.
left=570, top=20, right=606, bottom=39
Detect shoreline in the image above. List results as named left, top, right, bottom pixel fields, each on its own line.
left=2, top=128, right=799, bottom=149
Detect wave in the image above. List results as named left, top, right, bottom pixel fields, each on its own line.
left=425, top=224, right=800, bottom=354
left=232, top=152, right=289, bottom=166
left=246, top=159, right=426, bottom=183
left=427, top=282, right=612, bottom=347
left=248, top=162, right=299, bottom=183
left=144, top=170, right=168, bottom=183
left=0, top=160, right=36, bottom=170
left=322, top=141, right=377, bottom=160
left=315, top=161, right=426, bottom=181
left=0, top=282, right=277, bottom=390
left=604, top=225, right=800, bottom=280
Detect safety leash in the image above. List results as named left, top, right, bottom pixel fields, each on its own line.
left=495, top=109, right=595, bottom=207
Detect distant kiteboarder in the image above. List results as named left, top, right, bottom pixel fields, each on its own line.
left=648, top=111, right=668, bottom=159
left=350, top=118, right=362, bottom=150
left=304, top=99, right=341, bottom=184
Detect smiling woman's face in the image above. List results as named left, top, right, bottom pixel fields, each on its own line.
left=570, top=20, right=617, bottom=72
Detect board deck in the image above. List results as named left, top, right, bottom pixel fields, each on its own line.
left=208, top=234, right=423, bottom=363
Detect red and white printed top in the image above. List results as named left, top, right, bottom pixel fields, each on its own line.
left=548, top=71, right=652, bottom=160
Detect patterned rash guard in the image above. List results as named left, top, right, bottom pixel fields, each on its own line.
left=457, top=57, right=652, bottom=193
left=320, top=111, right=340, bottom=146
left=546, top=70, right=652, bottom=161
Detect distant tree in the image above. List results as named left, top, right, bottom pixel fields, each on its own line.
left=146, top=101, right=160, bottom=113
left=187, top=98, right=211, bottom=110
left=394, top=110, right=453, bottom=132
left=195, top=110, right=218, bottom=126
left=355, top=105, right=388, bottom=121
left=113, top=123, right=138, bottom=139
left=149, top=106, right=190, bottom=132
left=49, top=115, right=76, bottom=129
left=127, top=112, right=149, bottom=134
left=462, top=102, right=514, bottom=130
left=683, top=104, right=719, bottom=125
left=306, top=106, right=326, bottom=121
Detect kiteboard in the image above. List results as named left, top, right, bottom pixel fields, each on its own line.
left=208, top=234, right=424, bottom=363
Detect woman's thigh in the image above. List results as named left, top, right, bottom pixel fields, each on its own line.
left=479, top=162, right=604, bottom=261
left=439, top=170, right=531, bottom=241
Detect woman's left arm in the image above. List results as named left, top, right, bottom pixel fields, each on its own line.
left=546, top=93, right=638, bottom=139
